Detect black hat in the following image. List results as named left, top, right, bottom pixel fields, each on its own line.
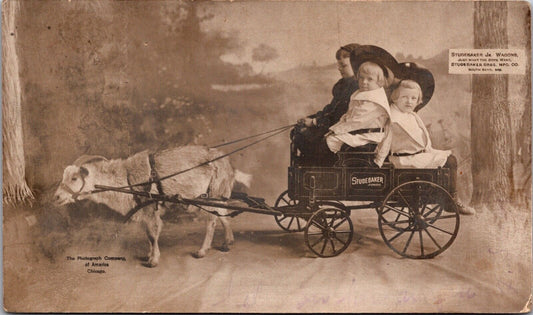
left=336, top=43, right=360, bottom=60
left=395, top=62, right=435, bottom=112
left=340, top=43, right=360, bottom=54
left=350, top=45, right=399, bottom=86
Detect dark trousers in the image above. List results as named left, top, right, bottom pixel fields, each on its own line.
left=315, top=140, right=378, bottom=166
left=291, top=126, right=325, bottom=156
left=291, top=126, right=334, bottom=165
left=444, top=155, right=457, bottom=196
left=340, top=143, right=378, bottom=152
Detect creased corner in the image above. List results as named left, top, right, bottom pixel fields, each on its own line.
left=520, top=294, right=532, bottom=313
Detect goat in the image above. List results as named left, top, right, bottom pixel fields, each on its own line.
left=54, top=145, right=251, bottom=267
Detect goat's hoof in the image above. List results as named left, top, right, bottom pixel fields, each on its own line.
left=144, top=258, right=159, bottom=268
left=192, top=250, right=206, bottom=258
left=219, top=244, right=230, bottom=252
left=226, top=239, right=234, bottom=246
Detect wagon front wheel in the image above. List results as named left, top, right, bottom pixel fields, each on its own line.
left=274, top=190, right=306, bottom=232
left=304, top=207, right=353, bottom=257
left=377, top=180, right=460, bottom=259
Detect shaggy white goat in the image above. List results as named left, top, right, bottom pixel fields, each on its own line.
left=54, top=145, right=251, bottom=267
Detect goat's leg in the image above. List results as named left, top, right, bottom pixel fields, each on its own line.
left=142, top=207, right=163, bottom=267
left=218, top=214, right=234, bottom=252
left=193, top=212, right=217, bottom=258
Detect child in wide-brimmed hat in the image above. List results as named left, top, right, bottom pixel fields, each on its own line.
left=373, top=79, right=475, bottom=215
left=324, top=60, right=391, bottom=153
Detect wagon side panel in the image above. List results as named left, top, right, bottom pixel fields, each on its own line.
left=288, top=166, right=343, bottom=200
left=344, top=166, right=392, bottom=201
left=393, top=167, right=452, bottom=192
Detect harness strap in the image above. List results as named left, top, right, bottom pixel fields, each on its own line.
left=210, top=124, right=296, bottom=149
left=195, top=203, right=243, bottom=217
left=60, top=182, right=77, bottom=196
left=106, top=124, right=293, bottom=191
left=149, top=153, right=164, bottom=195
left=123, top=200, right=158, bottom=223
left=60, top=178, right=86, bottom=201
left=126, top=175, right=143, bottom=207
left=123, top=155, right=163, bottom=219
left=348, top=128, right=385, bottom=135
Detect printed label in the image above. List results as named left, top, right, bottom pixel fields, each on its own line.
left=350, top=174, right=385, bottom=188
left=449, top=49, right=526, bottom=74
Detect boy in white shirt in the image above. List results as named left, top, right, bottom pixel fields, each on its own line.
left=374, top=79, right=475, bottom=215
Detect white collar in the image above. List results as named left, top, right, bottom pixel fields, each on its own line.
left=352, top=87, right=390, bottom=116
left=390, top=105, right=427, bottom=146
left=390, top=105, right=416, bottom=122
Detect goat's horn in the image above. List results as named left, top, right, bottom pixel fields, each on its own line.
left=72, top=155, right=108, bottom=166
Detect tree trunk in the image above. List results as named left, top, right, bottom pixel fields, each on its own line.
left=471, top=1, right=513, bottom=206
left=515, top=8, right=531, bottom=207
left=2, top=0, right=34, bottom=204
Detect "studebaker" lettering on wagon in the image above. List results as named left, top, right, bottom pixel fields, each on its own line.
left=351, top=175, right=384, bottom=187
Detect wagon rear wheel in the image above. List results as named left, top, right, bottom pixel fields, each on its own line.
left=274, top=190, right=307, bottom=232
left=304, top=207, right=353, bottom=257
left=377, top=180, right=460, bottom=259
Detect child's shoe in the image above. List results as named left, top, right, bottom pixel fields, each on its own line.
left=445, top=194, right=476, bottom=215
left=454, top=200, right=476, bottom=215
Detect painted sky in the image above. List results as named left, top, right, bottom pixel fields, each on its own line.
left=199, top=1, right=475, bottom=73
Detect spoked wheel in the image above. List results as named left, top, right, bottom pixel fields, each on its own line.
left=304, top=207, right=353, bottom=257
left=274, top=190, right=307, bottom=232
left=377, top=180, right=460, bottom=259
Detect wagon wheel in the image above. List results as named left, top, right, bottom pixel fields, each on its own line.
left=274, top=190, right=307, bottom=232
left=376, top=202, right=443, bottom=227
left=318, top=200, right=348, bottom=213
left=304, top=207, right=353, bottom=257
left=377, top=180, right=460, bottom=259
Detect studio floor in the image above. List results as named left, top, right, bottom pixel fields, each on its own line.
left=3, top=203, right=531, bottom=313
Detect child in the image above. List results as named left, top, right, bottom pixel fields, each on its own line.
left=325, top=61, right=391, bottom=153
left=292, top=44, right=359, bottom=165
left=374, top=80, right=475, bottom=215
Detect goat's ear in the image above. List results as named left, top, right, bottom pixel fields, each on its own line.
left=80, top=166, right=89, bottom=178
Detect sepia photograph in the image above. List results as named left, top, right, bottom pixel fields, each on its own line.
left=2, top=0, right=531, bottom=312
